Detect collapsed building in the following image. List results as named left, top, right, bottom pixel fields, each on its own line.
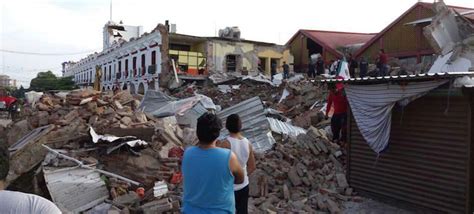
left=63, top=21, right=293, bottom=95
left=169, top=32, right=292, bottom=78
left=354, top=1, right=474, bottom=74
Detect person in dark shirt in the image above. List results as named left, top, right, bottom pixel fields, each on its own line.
left=282, top=61, right=290, bottom=79
left=307, top=61, right=316, bottom=79
left=271, top=62, right=277, bottom=81
left=348, top=53, right=358, bottom=78
left=359, top=56, right=368, bottom=78
left=316, top=57, right=325, bottom=75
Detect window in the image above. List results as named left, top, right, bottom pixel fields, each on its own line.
left=151, top=51, right=156, bottom=65
left=103, top=66, right=107, bottom=81
left=141, top=54, right=146, bottom=75
left=118, top=61, right=122, bottom=79
left=226, top=55, right=238, bottom=72
left=133, top=57, right=137, bottom=76
left=125, top=59, right=129, bottom=77
left=109, top=65, right=112, bottom=81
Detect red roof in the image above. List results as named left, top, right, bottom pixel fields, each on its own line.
left=354, top=2, right=474, bottom=57
left=287, top=30, right=376, bottom=58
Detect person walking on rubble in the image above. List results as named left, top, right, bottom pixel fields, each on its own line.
left=218, top=114, right=256, bottom=214
left=282, top=61, right=290, bottom=79
left=325, top=81, right=348, bottom=145
left=270, top=62, right=277, bottom=82
left=182, top=112, right=244, bottom=213
left=0, top=142, right=62, bottom=214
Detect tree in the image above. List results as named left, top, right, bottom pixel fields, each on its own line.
left=29, top=71, right=76, bottom=91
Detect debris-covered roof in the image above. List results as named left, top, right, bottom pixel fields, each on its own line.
left=286, top=30, right=376, bottom=58
left=320, top=72, right=474, bottom=84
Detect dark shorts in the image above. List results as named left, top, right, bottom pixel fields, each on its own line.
left=235, top=185, right=249, bottom=214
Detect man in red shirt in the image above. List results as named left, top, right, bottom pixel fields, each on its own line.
left=325, top=82, right=348, bottom=143
left=378, top=49, right=388, bottom=76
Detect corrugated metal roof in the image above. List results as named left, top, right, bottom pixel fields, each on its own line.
left=9, top=125, right=55, bottom=153
left=217, top=97, right=276, bottom=153
left=138, top=90, right=177, bottom=114
left=287, top=30, right=375, bottom=58
left=267, top=117, right=307, bottom=138
left=320, top=72, right=474, bottom=84
left=44, top=166, right=109, bottom=213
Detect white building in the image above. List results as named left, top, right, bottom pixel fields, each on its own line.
left=63, top=21, right=165, bottom=94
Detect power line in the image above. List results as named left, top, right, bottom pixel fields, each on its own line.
left=0, top=49, right=98, bottom=56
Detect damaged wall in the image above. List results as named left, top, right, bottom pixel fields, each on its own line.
left=207, top=39, right=293, bottom=76
left=208, top=40, right=256, bottom=73
left=256, top=46, right=293, bottom=76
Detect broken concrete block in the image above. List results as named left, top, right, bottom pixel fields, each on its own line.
left=329, top=155, right=342, bottom=170
left=114, top=100, right=124, bottom=110
left=37, top=111, right=50, bottom=126
left=315, top=194, right=327, bottom=210
left=120, top=117, right=132, bottom=126
left=288, top=167, right=302, bottom=186
left=326, top=198, right=341, bottom=214
left=345, top=187, right=353, bottom=196
left=282, top=184, right=290, bottom=200
left=336, top=173, right=348, bottom=188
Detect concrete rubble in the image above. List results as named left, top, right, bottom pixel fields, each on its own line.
left=1, top=73, right=358, bottom=213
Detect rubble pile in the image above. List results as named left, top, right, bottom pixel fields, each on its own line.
left=26, top=89, right=154, bottom=133
left=247, top=127, right=355, bottom=213
left=3, top=84, right=351, bottom=213
left=169, top=78, right=327, bottom=128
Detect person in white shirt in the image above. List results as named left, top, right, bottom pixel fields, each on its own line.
left=218, top=114, right=256, bottom=214
left=0, top=143, right=62, bottom=214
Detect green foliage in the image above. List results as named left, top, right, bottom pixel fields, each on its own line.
left=29, top=71, right=77, bottom=91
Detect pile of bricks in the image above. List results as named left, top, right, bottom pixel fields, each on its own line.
left=247, top=126, right=357, bottom=213
left=26, top=89, right=155, bottom=132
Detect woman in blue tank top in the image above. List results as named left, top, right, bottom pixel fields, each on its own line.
left=182, top=113, right=244, bottom=214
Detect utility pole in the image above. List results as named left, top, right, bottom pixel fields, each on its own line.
left=110, top=0, right=113, bottom=21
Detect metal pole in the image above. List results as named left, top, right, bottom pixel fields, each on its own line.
left=42, top=144, right=141, bottom=186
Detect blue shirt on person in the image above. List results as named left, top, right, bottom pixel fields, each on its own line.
left=182, top=146, right=235, bottom=213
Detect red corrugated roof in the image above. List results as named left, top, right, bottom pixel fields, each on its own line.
left=354, top=2, right=474, bottom=57
left=286, top=30, right=376, bottom=58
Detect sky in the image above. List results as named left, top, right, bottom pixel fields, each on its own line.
left=1, top=0, right=474, bottom=88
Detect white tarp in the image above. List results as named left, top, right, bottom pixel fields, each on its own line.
left=25, top=91, right=43, bottom=106
left=345, top=80, right=447, bottom=154
left=89, top=126, right=148, bottom=147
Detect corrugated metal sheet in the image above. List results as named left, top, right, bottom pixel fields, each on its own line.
left=44, top=167, right=109, bottom=213
left=267, top=117, right=307, bottom=138
left=177, top=102, right=210, bottom=128
left=9, top=125, right=54, bottom=153
left=139, top=90, right=176, bottom=114
left=348, top=92, right=471, bottom=213
left=470, top=94, right=474, bottom=213
left=320, top=72, right=473, bottom=84
left=217, top=97, right=276, bottom=153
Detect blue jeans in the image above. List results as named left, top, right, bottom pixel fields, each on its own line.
left=284, top=71, right=289, bottom=79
